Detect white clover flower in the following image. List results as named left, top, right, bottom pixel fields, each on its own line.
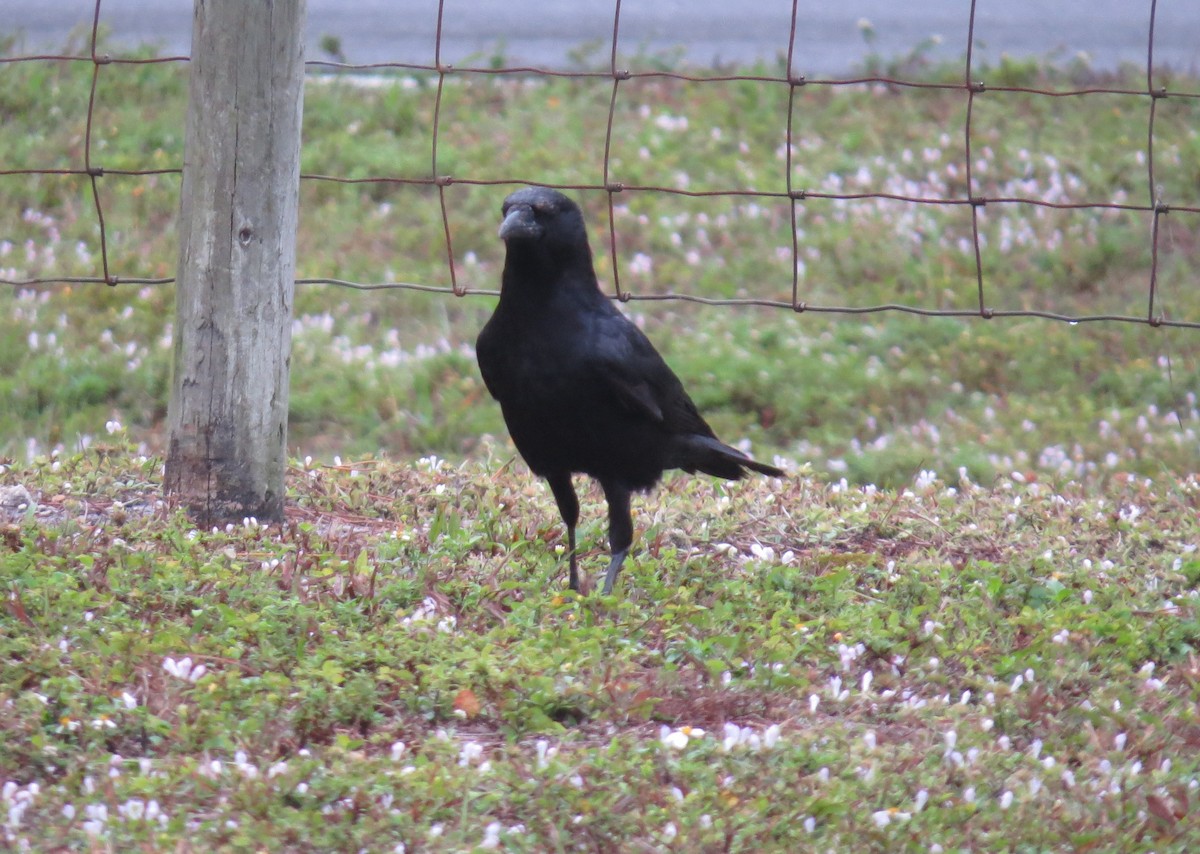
left=872, top=808, right=910, bottom=827
left=749, top=543, right=775, bottom=562
left=458, top=742, right=484, bottom=767
left=660, top=725, right=704, bottom=750
left=629, top=253, right=653, bottom=276
left=401, top=597, right=439, bottom=626
left=162, top=656, right=207, bottom=683
left=535, top=739, right=558, bottom=770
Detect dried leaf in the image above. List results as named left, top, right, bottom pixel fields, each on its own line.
left=1146, top=794, right=1177, bottom=826
left=454, top=688, right=481, bottom=719
left=7, top=589, right=33, bottom=627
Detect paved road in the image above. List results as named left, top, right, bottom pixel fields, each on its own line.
left=1, top=1, right=1197, bottom=74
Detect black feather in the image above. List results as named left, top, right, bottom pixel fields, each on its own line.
left=476, top=187, right=783, bottom=595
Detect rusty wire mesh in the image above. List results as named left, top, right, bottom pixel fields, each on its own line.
left=1, top=0, right=1198, bottom=328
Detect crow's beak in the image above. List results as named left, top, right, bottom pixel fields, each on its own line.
left=498, top=205, right=542, bottom=241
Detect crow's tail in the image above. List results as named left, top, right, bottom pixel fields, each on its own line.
left=670, top=434, right=784, bottom=481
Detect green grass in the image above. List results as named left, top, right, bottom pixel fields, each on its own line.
left=2, top=444, right=1199, bottom=850
left=1, top=38, right=1198, bottom=487
left=2, top=34, right=1200, bottom=850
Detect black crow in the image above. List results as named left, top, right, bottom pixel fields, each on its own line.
left=476, top=187, right=783, bottom=595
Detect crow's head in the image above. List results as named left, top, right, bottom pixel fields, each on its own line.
left=498, top=187, right=589, bottom=251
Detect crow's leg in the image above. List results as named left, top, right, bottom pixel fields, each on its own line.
left=545, top=472, right=580, bottom=591
left=599, top=480, right=633, bottom=595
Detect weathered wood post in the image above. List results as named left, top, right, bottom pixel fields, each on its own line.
left=165, top=0, right=306, bottom=524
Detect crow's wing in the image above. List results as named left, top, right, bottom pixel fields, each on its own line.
left=588, top=310, right=716, bottom=439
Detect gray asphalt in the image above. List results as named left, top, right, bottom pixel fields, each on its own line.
left=1, top=1, right=1197, bottom=74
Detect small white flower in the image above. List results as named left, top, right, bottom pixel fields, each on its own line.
left=629, top=252, right=654, bottom=276
left=480, top=821, right=502, bottom=850
left=458, top=742, right=484, bottom=767
left=763, top=724, right=781, bottom=749
left=660, top=725, right=704, bottom=750
left=872, top=808, right=910, bottom=827
left=535, top=739, right=557, bottom=770
left=999, top=790, right=1014, bottom=809
left=119, top=798, right=145, bottom=820
left=162, top=656, right=206, bottom=683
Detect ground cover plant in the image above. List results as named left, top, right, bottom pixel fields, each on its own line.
left=2, top=444, right=1200, bottom=850
left=2, top=30, right=1200, bottom=852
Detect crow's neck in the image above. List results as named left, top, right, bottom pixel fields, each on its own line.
left=500, top=245, right=600, bottom=306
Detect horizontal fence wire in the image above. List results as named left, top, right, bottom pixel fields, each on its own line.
left=1, top=0, right=1198, bottom=327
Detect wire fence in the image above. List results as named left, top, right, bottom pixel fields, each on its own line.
left=2, top=0, right=1199, bottom=328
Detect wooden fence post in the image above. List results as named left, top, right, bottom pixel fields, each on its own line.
left=164, top=0, right=306, bottom=524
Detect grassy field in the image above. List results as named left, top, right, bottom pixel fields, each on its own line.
left=2, top=31, right=1200, bottom=851
left=2, top=446, right=1199, bottom=850
left=1, top=35, right=1198, bottom=486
